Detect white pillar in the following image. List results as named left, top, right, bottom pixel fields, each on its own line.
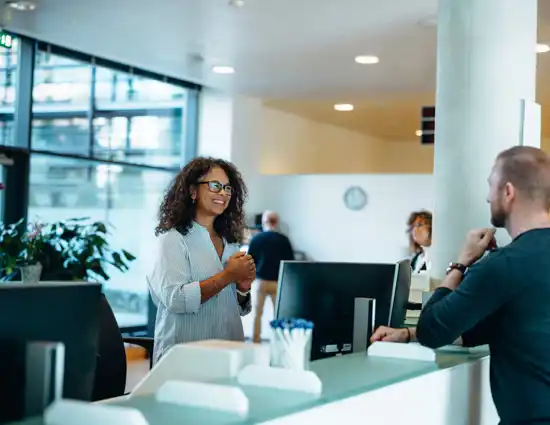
left=431, top=0, right=539, bottom=280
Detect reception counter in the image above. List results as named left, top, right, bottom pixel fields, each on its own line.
left=16, top=346, right=498, bottom=425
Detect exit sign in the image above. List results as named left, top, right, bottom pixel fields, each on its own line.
left=0, top=33, right=13, bottom=49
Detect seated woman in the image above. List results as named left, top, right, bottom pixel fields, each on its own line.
left=407, top=210, right=433, bottom=273
left=148, top=157, right=256, bottom=364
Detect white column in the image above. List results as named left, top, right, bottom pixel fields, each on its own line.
left=431, top=0, right=539, bottom=280
left=197, top=90, right=267, bottom=217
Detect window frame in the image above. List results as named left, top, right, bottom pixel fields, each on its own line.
left=0, top=33, right=201, bottom=334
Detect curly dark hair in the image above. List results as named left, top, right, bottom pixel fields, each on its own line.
left=406, top=210, right=433, bottom=254
left=155, top=157, right=248, bottom=243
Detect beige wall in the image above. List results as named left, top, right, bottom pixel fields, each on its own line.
left=259, top=106, right=434, bottom=175
left=259, top=108, right=383, bottom=174
left=259, top=105, right=550, bottom=175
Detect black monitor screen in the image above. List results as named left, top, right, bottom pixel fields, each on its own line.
left=275, top=261, right=411, bottom=360
left=0, top=283, right=101, bottom=423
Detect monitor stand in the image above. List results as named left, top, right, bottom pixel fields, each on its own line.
left=353, top=298, right=376, bottom=354
left=0, top=341, right=65, bottom=423
left=25, top=341, right=65, bottom=418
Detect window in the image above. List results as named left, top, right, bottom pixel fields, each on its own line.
left=29, top=55, right=188, bottom=168
left=32, top=118, right=90, bottom=155
left=28, top=156, right=107, bottom=220
left=28, top=154, right=175, bottom=326
left=31, top=53, right=91, bottom=154
left=95, top=68, right=186, bottom=104
left=0, top=38, right=18, bottom=147
left=0, top=37, right=199, bottom=331
left=93, top=67, right=186, bottom=167
left=33, top=51, right=91, bottom=108
left=0, top=163, right=5, bottom=218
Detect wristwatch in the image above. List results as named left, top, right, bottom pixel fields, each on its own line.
left=236, top=289, right=251, bottom=297
left=446, top=262, right=468, bottom=275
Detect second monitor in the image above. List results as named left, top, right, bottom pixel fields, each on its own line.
left=275, top=260, right=411, bottom=360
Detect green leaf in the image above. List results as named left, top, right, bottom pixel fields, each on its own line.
left=92, top=222, right=108, bottom=234
left=121, top=249, right=136, bottom=261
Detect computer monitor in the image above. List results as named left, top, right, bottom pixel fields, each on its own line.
left=0, top=283, right=102, bottom=423
left=275, top=260, right=411, bottom=360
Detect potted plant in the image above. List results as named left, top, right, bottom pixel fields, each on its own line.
left=0, top=217, right=136, bottom=283
left=19, top=221, right=46, bottom=282
left=0, top=219, right=25, bottom=280
left=37, top=217, right=136, bottom=282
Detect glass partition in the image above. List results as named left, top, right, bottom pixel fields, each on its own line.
left=0, top=35, right=199, bottom=331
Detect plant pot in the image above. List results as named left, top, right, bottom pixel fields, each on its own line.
left=20, top=262, right=43, bottom=283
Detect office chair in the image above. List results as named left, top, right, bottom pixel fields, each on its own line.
left=92, top=294, right=154, bottom=401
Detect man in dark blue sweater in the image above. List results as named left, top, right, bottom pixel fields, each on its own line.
left=248, top=211, right=294, bottom=342
left=371, top=146, right=550, bottom=425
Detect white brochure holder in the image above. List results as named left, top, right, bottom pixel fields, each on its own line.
left=156, top=381, right=249, bottom=417
left=368, top=341, right=436, bottom=362
left=131, top=340, right=269, bottom=397
left=44, top=400, right=148, bottom=425
left=187, top=339, right=270, bottom=366
left=237, top=365, right=322, bottom=395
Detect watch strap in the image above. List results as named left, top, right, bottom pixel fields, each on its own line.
left=446, top=262, right=468, bottom=275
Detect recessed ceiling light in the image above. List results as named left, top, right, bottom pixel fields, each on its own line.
left=212, top=65, right=235, bottom=74
left=354, top=55, right=379, bottom=65
left=228, top=0, right=245, bottom=7
left=334, top=104, right=354, bottom=112
left=415, top=130, right=423, bottom=137
left=6, top=0, right=37, bottom=11
left=537, top=43, right=550, bottom=53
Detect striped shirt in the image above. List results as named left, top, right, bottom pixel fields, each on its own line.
left=147, top=222, right=252, bottom=363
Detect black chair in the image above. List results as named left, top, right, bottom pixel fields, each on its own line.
left=92, top=294, right=155, bottom=401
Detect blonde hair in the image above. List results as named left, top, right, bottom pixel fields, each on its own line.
left=406, top=210, right=432, bottom=254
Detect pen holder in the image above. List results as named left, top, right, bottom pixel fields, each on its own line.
left=269, top=319, right=313, bottom=371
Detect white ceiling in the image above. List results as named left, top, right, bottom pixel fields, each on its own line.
left=7, top=0, right=550, bottom=140
left=9, top=0, right=440, bottom=98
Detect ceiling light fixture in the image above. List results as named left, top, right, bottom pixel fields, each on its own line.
left=354, top=55, right=379, bottom=65
left=334, top=104, right=354, bottom=112
left=212, top=65, right=235, bottom=74
left=228, top=0, right=245, bottom=7
left=6, top=0, right=37, bottom=11
left=537, top=43, right=550, bottom=53
left=415, top=130, right=423, bottom=137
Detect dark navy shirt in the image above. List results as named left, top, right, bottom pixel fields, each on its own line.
left=248, top=231, right=295, bottom=281
left=417, top=228, right=550, bottom=425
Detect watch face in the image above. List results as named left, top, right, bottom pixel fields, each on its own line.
left=344, top=186, right=367, bottom=211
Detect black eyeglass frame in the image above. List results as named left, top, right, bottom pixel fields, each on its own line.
left=198, top=180, right=233, bottom=195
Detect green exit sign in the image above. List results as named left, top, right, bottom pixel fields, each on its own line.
left=0, top=33, right=13, bottom=49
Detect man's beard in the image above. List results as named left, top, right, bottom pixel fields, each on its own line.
left=490, top=201, right=507, bottom=228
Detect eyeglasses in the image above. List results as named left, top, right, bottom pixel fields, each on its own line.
left=198, top=181, right=233, bottom=195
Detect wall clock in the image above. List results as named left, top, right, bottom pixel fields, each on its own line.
left=343, top=186, right=367, bottom=211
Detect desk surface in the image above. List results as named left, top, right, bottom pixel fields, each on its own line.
left=17, top=348, right=488, bottom=425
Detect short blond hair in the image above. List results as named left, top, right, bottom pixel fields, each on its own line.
left=496, top=146, right=550, bottom=209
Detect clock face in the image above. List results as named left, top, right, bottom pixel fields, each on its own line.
left=344, top=186, right=367, bottom=211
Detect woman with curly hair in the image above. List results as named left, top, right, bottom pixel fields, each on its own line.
left=147, top=157, right=256, bottom=363
left=406, top=210, right=433, bottom=273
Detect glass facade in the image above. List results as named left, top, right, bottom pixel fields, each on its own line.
left=0, top=38, right=18, bottom=146
left=0, top=35, right=200, bottom=332
left=0, top=163, right=4, bottom=217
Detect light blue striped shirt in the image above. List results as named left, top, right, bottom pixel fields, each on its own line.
left=147, top=222, right=252, bottom=363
